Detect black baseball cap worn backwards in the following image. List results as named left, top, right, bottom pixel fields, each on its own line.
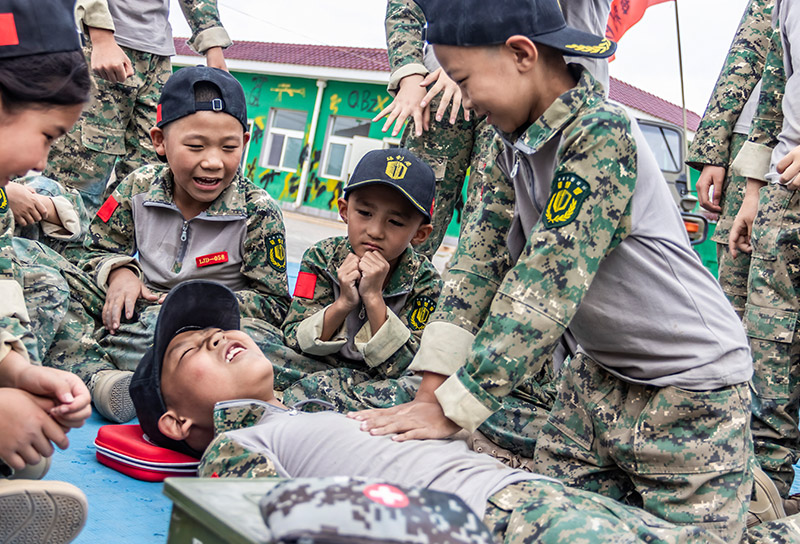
left=130, top=280, right=241, bottom=458
left=416, top=0, right=616, bottom=59
left=344, top=149, right=436, bottom=224
left=156, top=65, right=248, bottom=131
left=0, top=0, right=80, bottom=58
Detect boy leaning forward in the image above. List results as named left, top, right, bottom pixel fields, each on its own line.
left=355, top=0, right=755, bottom=540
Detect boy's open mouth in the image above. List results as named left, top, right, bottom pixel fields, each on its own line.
left=225, top=343, right=245, bottom=363
left=194, top=177, right=222, bottom=187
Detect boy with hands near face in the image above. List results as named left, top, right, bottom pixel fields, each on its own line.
left=281, top=149, right=441, bottom=411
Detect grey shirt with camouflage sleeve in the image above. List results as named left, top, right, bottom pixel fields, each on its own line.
left=432, top=68, right=752, bottom=433
left=282, top=236, right=441, bottom=378
left=78, top=165, right=290, bottom=327
left=75, top=0, right=232, bottom=56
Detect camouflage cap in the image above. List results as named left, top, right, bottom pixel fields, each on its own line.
left=344, top=148, right=435, bottom=223
left=260, top=477, right=496, bottom=544
left=0, top=0, right=80, bottom=58
left=416, top=0, right=616, bottom=59
left=130, top=280, right=240, bottom=458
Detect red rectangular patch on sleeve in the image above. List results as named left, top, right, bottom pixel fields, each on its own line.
left=196, top=251, right=228, bottom=268
left=0, top=14, right=19, bottom=47
left=293, top=271, right=317, bottom=299
left=96, top=195, right=119, bottom=223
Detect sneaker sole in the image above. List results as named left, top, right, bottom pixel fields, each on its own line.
left=93, top=372, right=135, bottom=423
left=0, top=480, right=87, bottom=544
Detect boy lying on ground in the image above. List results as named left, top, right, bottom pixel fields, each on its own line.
left=130, top=280, right=799, bottom=543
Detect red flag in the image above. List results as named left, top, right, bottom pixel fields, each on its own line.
left=605, top=0, right=673, bottom=44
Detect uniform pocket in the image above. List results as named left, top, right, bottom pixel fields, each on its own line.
left=744, top=305, right=795, bottom=399
left=751, top=184, right=794, bottom=261
left=633, top=385, right=748, bottom=474
left=81, top=121, right=125, bottom=155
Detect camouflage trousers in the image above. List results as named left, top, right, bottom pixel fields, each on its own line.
left=714, top=133, right=751, bottom=317
left=745, top=183, right=800, bottom=498
left=44, top=43, right=170, bottom=220
left=11, top=237, right=114, bottom=377
left=533, top=353, right=753, bottom=543
left=484, top=478, right=800, bottom=544
left=402, top=94, right=498, bottom=258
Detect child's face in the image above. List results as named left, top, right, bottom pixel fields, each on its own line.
left=151, top=111, right=249, bottom=215
left=160, top=327, right=274, bottom=427
left=338, top=184, right=430, bottom=266
left=433, top=43, right=533, bottom=134
left=0, top=103, right=83, bottom=186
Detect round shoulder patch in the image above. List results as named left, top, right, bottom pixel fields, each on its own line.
left=0, top=187, right=7, bottom=214
left=267, top=233, right=286, bottom=272
left=543, top=173, right=591, bottom=229
left=408, top=295, right=436, bottom=331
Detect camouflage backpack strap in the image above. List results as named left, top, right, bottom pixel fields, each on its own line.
left=259, top=477, right=496, bottom=544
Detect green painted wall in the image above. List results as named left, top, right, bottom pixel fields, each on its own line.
left=231, top=71, right=394, bottom=214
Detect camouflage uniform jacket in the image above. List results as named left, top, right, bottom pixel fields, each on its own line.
left=282, top=236, right=441, bottom=378
left=428, top=67, right=751, bottom=433
left=79, top=165, right=290, bottom=326
left=0, top=188, right=31, bottom=364
left=384, top=0, right=431, bottom=94
left=75, top=0, right=231, bottom=55
left=732, top=24, right=786, bottom=181
left=686, top=0, right=774, bottom=170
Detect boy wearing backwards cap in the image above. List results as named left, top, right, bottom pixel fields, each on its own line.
left=71, top=66, right=290, bottom=423
left=280, top=148, right=441, bottom=411
left=354, top=0, right=756, bottom=539
left=131, top=280, right=800, bottom=543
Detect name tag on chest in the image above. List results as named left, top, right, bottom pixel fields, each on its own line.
left=196, top=252, right=229, bottom=268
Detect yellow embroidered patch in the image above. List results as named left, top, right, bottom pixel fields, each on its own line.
left=0, top=187, right=6, bottom=214
left=543, top=173, right=591, bottom=229
left=267, top=234, right=286, bottom=272
left=385, top=155, right=412, bottom=180
left=564, top=39, right=613, bottom=55
left=408, top=295, right=436, bottom=331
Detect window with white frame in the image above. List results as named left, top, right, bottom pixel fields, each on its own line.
left=262, top=109, right=307, bottom=172
left=321, top=116, right=372, bottom=180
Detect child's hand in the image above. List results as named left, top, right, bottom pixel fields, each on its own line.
left=373, top=74, right=429, bottom=137
left=0, top=388, right=68, bottom=471
left=420, top=68, right=470, bottom=125
left=14, top=365, right=91, bottom=429
left=357, top=251, right=390, bottom=304
left=103, top=267, right=161, bottom=333
left=777, top=145, right=800, bottom=189
left=336, top=253, right=362, bottom=312
left=6, top=182, right=49, bottom=227
left=88, top=27, right=133, bottom=83
left=695, top=165, right=726, bottom=212
left=728, top=177, right=765, bottom=258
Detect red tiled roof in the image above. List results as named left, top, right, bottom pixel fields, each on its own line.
left=174, top=39, right=389, bottom=72
left=609, top=76, right=700, bottom=132
left=175, top=38, right=699, bottom=129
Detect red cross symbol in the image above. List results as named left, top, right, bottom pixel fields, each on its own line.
left=363, top=484, right=409, bottom=508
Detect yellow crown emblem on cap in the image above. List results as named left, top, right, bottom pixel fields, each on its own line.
left=385, top=155, right=412, bottom=180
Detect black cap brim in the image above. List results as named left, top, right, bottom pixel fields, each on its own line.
left=130, top=280, right=240, bottom=458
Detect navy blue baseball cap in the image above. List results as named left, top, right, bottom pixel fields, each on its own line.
left=416, top=0, right=616, bottom=59
left=344, top=149, right=435, bottom=224
left=0, top=0, right=80, bottom=58
left=156, top=65, right=248, bottom=131
left=130, top=280, right=240, bottom=458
